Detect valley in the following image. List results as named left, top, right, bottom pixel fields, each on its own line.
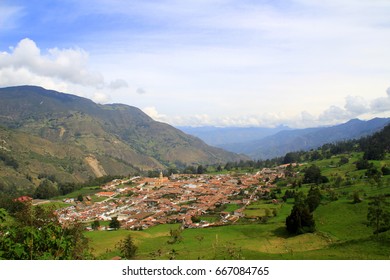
left=21, top=150, right=388, bottom=260
left=79, top=152, right=390, bottom=260
left=0, top=86, right=389, bottom=260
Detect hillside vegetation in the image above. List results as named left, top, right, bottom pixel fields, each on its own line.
left=0, top=86, right=246, bottom=195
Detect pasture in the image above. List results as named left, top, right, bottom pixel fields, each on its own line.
left=85, top=153, right=390, bottom=260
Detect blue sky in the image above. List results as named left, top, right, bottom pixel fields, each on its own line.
left=1, top=0, right=390, bottom=127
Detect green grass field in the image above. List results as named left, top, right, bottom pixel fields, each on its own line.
left=85, top=191, right=390, bottom=260
left=85, top=154, right=390, bottom=260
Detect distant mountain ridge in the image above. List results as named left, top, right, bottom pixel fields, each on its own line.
left=177, top=125, right=290, bottom=146
left=182, top=118, right=390, bottom=159
left=0, top=85, right=246, bottom=186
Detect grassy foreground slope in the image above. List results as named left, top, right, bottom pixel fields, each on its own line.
left=86, top=152, right=390, bottom=260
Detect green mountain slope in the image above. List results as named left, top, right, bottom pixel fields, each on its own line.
left=0, top=86, right=246, bottom=187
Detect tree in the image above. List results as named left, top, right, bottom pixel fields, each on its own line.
left=286, top=191, right=316, bottom=234
left=285, top=202, right=315, bottom=234
left=109, top=217, right=121, bottom=230
left=333, top=175, right=343, bottom=188
left=58, top=182, right=79, bottom=196
left=34, top=179, right=59, bottom=199
left=310, top=151, right=323, bottom=161
left=381, top=165, right=390, bottom=176
left=367, top=196, right=390, bottom=237
left=306, top=186, right=322, bottom=212
left=167, top=226, right=183, bottom=244
left=303, top=165, right=328, bottom=184
left=91, top=220, right=100, bottom=230
left=191, top=216, right=201, bottom=223
left=338, top=156, right=349, bottom=166
left=352, top=191, right=362, bottom=204
left=0, top=204, right=92, bottom=259
left=116, top=234, right=137, bottom=259
left=355, top=158, right=371, bottom=170
left=363, top=146, right=385, bottom=161
left=224, top=162, right=234, bottom=171
left=197, top=165, right=205, bottom=174
left=283, top=152, right=300, bottom=164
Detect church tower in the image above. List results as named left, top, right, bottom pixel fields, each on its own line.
left=158, top=170, right=163, bottom=186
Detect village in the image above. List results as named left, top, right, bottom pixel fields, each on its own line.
left=55, top=165, right=293, bottom=230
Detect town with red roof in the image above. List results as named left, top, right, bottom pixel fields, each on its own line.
left=56, top=166, right=291, bottom=230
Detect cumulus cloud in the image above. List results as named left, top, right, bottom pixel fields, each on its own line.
left=315, top=90, right=390, bottom=126
left=370, top=95, right=390, bottom=113
left=92, top=92, right=111, bottom=104
left=344, top=95, right=369, bottom=115
left=319, top=106, right=350, bottom=122
left=356, top=88, right=390, bottom=115
left=0, top=66, right=69, bottom=92
left=108, top=79, right=128, bottom=90
left=0, top=38, right=104, bottom=89
left=142, top=107, right=168, bottom=122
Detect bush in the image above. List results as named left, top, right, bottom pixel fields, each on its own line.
left=338, top=156, right=349, bottom=166
left=381, top=165, right=390, bottom=176
left=356, top=158, right=371, bottom=170
left=0, top=151, right=19, bottom=169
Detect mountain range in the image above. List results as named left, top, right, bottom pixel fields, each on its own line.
left=0, top=86, right=246, bottom=188
left=177, top=125, right=290, bottom=146
left=1, top=85, right=388, bottom=192
left=180, top=118, right=390, bottom=159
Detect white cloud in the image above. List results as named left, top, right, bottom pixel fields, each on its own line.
left=108, top=79, right=128, bottom=90
left=0, top=38, right=104, bottom=88
left=92, top=92, right=111, bottom=104
left=0, top=38, right=133, bottom=100
left=142, top=107, right=168, bottom=122
left=344, top=95, right=369, bottom=115
left=161, top=90, right=390, bottom=128
left=319, top=106, right=350, bottom=123
left=370, top=94, right=390, bottom=113
left=0, top=66, right=69, bottom=92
